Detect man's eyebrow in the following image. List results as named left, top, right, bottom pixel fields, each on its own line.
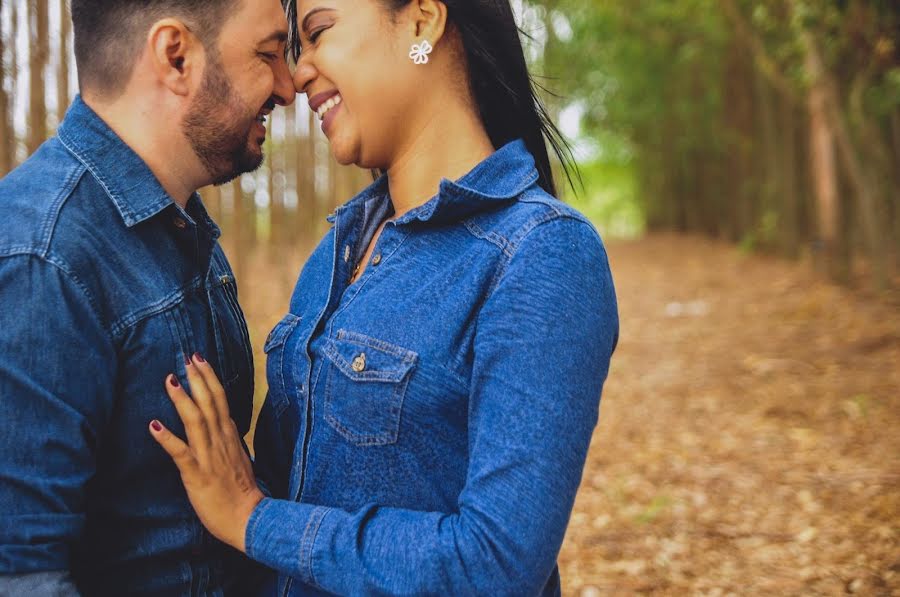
left=301, top=7, right=336, bottom=34
left=258, top=30, right=289, bottom=45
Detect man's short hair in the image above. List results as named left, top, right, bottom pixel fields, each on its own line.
left=71, top=0, right=241, bottom=99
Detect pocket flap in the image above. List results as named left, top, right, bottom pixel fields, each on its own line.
left=264, top=314, right=302, bottom=354
left=324, top=330, right=416, bottom=383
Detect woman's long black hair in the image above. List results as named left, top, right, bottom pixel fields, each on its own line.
left=283, top=0, right=577, bottom=198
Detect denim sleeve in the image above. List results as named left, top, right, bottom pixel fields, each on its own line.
left=245, top=217, right=619, bottom=595
left=0, top=571, right=82, bottom=595
left=0, top=255, right=115, bottom=574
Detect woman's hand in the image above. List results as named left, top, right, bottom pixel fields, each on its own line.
left=149, top=354, right=264, bottom=553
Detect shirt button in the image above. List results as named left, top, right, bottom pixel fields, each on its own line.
left=372, top=253, right=382, bottom=266
left=173, top=217, right=187, bottom=229
left=344, top=245, right=351, bottom=263
left=351, top=353, right=367, bottom=372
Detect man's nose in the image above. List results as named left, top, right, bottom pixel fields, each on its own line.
left=271, top=56, right=297, bottom=107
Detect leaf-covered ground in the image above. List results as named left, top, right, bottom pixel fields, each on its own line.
left=558, top=236, right=900, bottom=596
left=235, top=234, right=899, bottom=596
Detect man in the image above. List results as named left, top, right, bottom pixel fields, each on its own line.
left=0, top=0, right=294, bottom=593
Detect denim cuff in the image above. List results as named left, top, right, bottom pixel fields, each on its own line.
left=245, top=498, right=332, bottom=587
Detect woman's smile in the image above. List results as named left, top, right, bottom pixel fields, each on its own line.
left=307, top=89, right=343, bottom=134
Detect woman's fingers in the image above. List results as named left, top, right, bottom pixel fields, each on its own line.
left=148, top=419, right=197, bottom=474
left=164, top=373, right=211, bottom=458
left=190, top=354, right=232, bottom=428
left=183, top=356, right=220, bottom=430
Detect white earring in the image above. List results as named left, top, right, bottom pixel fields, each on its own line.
left=409, top=39, right=433, bottom=65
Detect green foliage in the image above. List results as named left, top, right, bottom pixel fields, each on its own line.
left=563, top=158, right=643, bottom=238
left=529, top=0, right=899, bottom=287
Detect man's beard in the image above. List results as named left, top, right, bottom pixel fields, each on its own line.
left=182, top=53, right=266, bottom=186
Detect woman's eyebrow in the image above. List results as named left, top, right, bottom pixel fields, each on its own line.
left=301, top=7, right=336, bottom=34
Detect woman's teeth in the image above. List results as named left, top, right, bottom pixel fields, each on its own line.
left=256, top=114, right=267, bottom=123
left=317, top=95, right=342, bottom=120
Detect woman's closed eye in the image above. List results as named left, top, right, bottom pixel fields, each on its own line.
left=308, top=26, right=330, bottom=45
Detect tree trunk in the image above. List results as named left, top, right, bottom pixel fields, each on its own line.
left=755, top=60, right=780, bottom=250
left=304, top=111, right=318, bottom=236
left=778, top=90, right=800, bottom=258
left=231, top=178, right=246, bottom=280
left=5, top=0, right=19, bottom=170
left=804, top=34, right=841, bottom=281
left=27, top=0, right=49, bottom=155
left=203, top=184, right=222, bottom=225
left=56, top=0, right=70, bottom=125
left=0, top=0, right=11, bottom=175
left=892, top=111, right=900, bottom=261
left=282, top=101, right=297, bottom=245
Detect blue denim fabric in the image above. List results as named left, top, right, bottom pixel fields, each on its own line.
left=0, top=96, right=259, bottom=595
left=250, top=140, right=619, bottom=596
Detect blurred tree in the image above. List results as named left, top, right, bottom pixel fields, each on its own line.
left=536, top=0, right=899, bottom=288
left=26, top=0, right=47, bottom=155
left=56, top=0, right=69, bottom=125
left=1, top=0, right=11, bottom=175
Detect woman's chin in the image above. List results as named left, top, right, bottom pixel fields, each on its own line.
left=330, top=141, right=360, bottom=167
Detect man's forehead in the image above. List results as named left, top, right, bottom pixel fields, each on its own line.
left=224, top=0, right=289, bottom=40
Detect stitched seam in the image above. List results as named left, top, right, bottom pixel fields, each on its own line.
left=334, top=330, right=417, bottom=361
left=305, top=508, right=331, bottom=589
left=244, top=498, right=271, bottom=560
left=462, top=220, right=513, bottom=258
left=485, top=212, right=587, bottom=298
left=38, top=165, right=88, bottom=259
left=0, top=252, right=112, bottom=342
left=108, top=277, right=203, bottom=337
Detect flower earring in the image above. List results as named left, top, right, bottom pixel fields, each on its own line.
left=409, top=39, right=433, bottom=65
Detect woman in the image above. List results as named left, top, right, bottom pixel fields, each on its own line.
left=150, top=0, right=619, bottom=594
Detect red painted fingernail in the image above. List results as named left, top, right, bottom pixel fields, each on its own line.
left=194, top=353, right=206, bottom=363
left=169, top=375, right=180, bottom=388
left=184, top=354, right=192, bottom=366
left=151, top=420, right=163, bottom=432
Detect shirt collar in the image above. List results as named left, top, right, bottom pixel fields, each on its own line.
left=57, top=95, right=190, bottom=229
left=328, top=139, right=540, bottom=225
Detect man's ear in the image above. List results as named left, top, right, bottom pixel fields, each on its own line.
left=409, top=0, right=448, bottom=48
left=147, top=18, right=203, bottom=96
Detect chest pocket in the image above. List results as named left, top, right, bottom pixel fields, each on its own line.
left=323, top=330, right=417, bottom=446
left=263, top=313, right=303, bottom=417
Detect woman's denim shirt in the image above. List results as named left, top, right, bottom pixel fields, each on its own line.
left=251, top=140, right=619, bottom=597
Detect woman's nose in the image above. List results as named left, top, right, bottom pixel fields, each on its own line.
left=293, top=58, right=317, bottom=95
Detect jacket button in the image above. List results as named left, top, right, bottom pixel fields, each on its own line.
left=351, top=353, right=367, bottom=372
left=372, top=253, right=382, bottom=266
left=344, top=245, right=351, bottom=262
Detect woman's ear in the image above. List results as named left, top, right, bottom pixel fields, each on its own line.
left=147, top=18, right=203, bottom=96
left=410, top=0, right=449, bottom=48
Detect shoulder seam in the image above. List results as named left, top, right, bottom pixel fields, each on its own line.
left=485, top=214, right=601, bottom=298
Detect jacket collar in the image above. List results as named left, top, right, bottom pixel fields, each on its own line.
left=329, top=139, right=540, bottom=225
left=57, top=95, right=211, bottom=231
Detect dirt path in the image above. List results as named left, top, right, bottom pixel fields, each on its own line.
left=558, top=235, right=900, bottom=596
left=238, top=234, right=900, bottom=596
